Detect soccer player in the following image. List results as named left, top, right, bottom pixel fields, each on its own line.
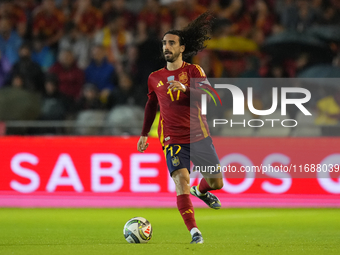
left=137, top=12, right=223, bottom=244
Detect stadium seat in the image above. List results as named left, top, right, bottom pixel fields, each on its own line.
left=104, top=105, right=144, bottom=135
left=219, top=110, right=255, bottom=137
left=291, top=110, right=321, bottom=136
left=295, top=109, right=317, bottom=125
left=220, top=127, right=255, bottom=136
left=255, top=110, right=291, bottom=137
left=292, top=127, right=322, bottom=136
left=75, top=110, right=108, bottom=135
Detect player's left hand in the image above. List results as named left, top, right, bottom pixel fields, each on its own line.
left=167, top=80, right=186, bottom=92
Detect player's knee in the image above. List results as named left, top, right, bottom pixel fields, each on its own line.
left=173, top=176, right=188, bottom=187
left=172, top=169, right=190, bottom=190
left=173, top=177, right=190, bottom=195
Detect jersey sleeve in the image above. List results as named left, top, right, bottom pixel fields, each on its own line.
left=141, top=76, right=158, bottom=136
left=192, top=64, right=207, bottom=79
left=184, top=64, right=210, bottom=101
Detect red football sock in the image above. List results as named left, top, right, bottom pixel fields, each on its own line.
left=177, top=194, right=197, bottom=231
left=198, top=178, right=213, bottom=194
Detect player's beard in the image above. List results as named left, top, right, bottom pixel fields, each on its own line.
left=164, top=50, right=181, bottom=63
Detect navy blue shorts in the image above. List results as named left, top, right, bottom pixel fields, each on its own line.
left=163, top=136, right=220, bottom=176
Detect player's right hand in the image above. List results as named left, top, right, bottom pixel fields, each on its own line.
left=137, top=136, right=149, bottom=153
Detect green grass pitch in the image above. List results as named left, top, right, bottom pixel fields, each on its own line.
left=0, top=208, right=339, bottom=255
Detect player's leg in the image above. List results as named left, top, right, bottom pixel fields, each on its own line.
left=199, top=171, right=224, bottom=193
left=171, top=168, right=204, bottom=244
left=190, top=174, right=223, bottom=209
left=165, top=144, right=203, bottom=244
left=190, top=137, right=223, bottom=209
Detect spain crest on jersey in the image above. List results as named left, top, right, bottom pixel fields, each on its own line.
left=171, top=156, right=180, bottom=167
left=178, top=72, right=188, bottom=84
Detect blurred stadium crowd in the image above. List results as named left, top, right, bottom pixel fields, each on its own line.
left=0, top=0, right=340, bottom=135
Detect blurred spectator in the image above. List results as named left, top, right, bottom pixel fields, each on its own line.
left=92, top=0, right=103, bottom=9
left=318, top=8, right=340, bottom=25
left=265, top=61, right=290, bottom=78
left=0, top=73, right=41, bottom=126
left=121, top=44, right=139, bottom=82
left=0, top=18, right=23, bottom=66
left=39, top=73, right=67, bottom=121
left=56, top=0, right=72, bottom=20
left=211, top=18, right=233, bottom=37
left=281, top=0, right=319, bottom=31
left=13, top=0, right=38, bottom=13
left=75, top=83, right=103, bottom=111
left=251, top=0, right=276, bottom=37
left=59, top=22, right=92, bottom=69
left=315, top=1, right=340, bottom=25
left=193, top=51, right=226, bottom=78
left=311, top=0, right=324, bottom=14
left=173, top=0, right=207, bottom=21
left=315, top=89, right=340, bottom=125
left=135, top=19, right=149, bottom=44
left=197, top=0, right=212, bottom=7
left=32, top=0, right=65, bottom=48
left=1, top=0, right=340, bottom=134
left=330, top=0, right=340, bottom=9
left=108, top=72, right=146, bottom=108
left=159, top=20, right=172, bottom=39
left=95, top=14, right=133, bottom=64
left=136, top=36, right=164, bottom=88
left=240, top=57, right=260, bottom=80
left=138, top=0, right=172, bottom=37
left=0, top=52, right=11, bottom=88
left=10, top=73, right=25, bottom=89
left=218, top=0, right=253, bottom=37
left=250, top=27, right=266, bottom=45
left=49, top=49, right=84, bottom=101
left=10, top=43, right=44, bottom=93
left=245, top=0, right=275, bottom=11
left=103, top=0, right=136, bottom=30
left=0, top=0, right=27, bottom=37
left=294, top=53, right=312, bottom=75
left=31, top=37, right=55, bottom=71
left=85, top=44, right=116, bottom=94
left=73, top=0, right=103, bottom=38
left=174, top=15, right=190, bottom=30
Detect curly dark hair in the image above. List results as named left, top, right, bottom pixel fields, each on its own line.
left=164, top=11, right=215, bottom=59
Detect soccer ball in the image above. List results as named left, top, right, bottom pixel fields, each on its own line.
left=123, top=217, right=152, bottom=243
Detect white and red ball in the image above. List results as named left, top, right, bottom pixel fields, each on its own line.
left=123, top=217, right=152, bottom=243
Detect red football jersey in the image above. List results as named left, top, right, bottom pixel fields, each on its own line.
left=147, top=61, right=210, bottom=147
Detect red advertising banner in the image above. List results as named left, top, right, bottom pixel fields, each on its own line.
left=0, top=137, right=339, bottom=207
